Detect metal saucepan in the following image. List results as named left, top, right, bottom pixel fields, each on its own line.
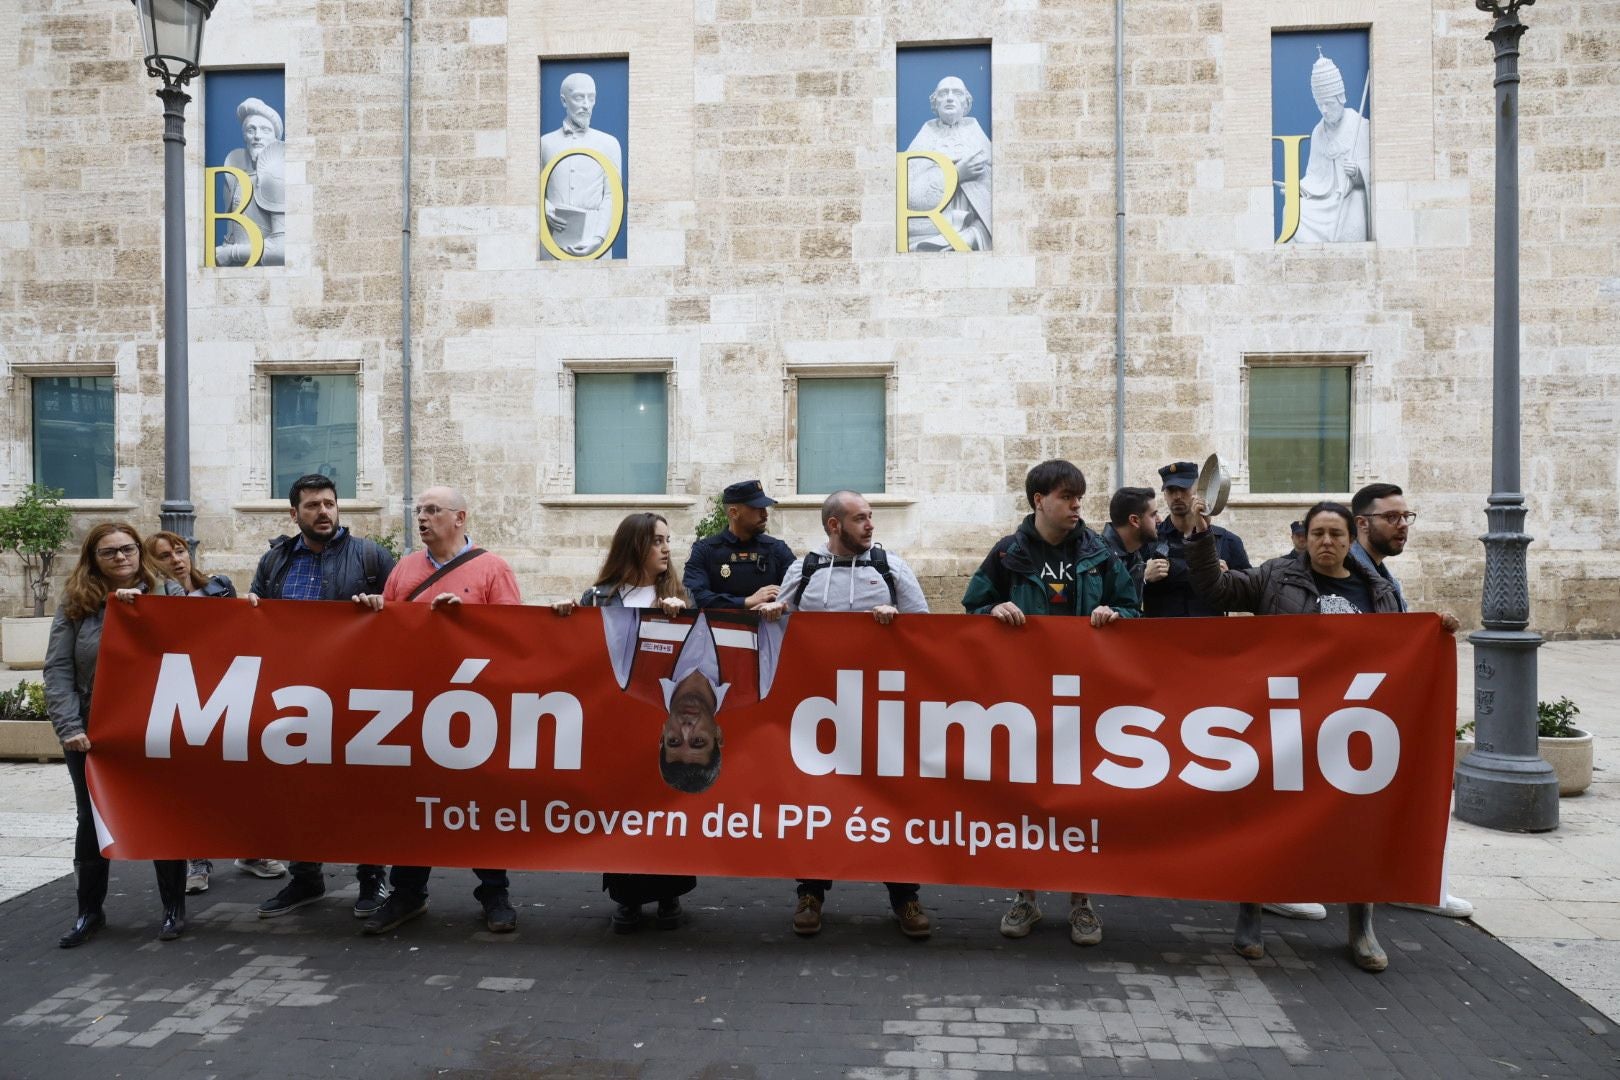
left=1195, top=453, right=1231, bottom=517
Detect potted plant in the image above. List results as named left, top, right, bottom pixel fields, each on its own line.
left=0, top=679, right=61, bottom=760
left=694, top=494, right=727, bottom=540
left=1538, top=696, right=1593, bottom=797
left=1454, top=718, right=1475, bottom=776
left=0, top=484, right=74, bottom=669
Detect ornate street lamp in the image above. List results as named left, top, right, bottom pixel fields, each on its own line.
left=1454, top=0, right=1559, bottom=832
left=130, top=0, right=219, bottom=550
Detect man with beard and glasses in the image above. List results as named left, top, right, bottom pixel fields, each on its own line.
left=758, top=490, right=932, bottom=940
left=1350, top=482, right=1470, bottom=920
left=249, top=473, right=395, bottom=922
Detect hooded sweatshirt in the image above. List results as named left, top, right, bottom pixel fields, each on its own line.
left=777, top=542, right=930, bottom=614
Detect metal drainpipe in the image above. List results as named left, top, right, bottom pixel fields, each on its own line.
left=1113, top=0, right=1127, bottom=486
left=400, top=0, right=415, bottom=550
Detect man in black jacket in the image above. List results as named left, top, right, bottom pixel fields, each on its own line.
left=249, top=474, right=397, bottom=922
left=1143, top=461, right=1251, bottom=618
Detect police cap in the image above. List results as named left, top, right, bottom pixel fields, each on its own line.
left=722, top=479, right=776, bottom=508
left=1158, top=461, right=1199, bottom=490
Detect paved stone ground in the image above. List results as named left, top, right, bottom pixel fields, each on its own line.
left=1, top=867, right=1617, bottom=1080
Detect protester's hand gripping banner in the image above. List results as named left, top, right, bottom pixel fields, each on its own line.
left=87, top=598, right=1456, bottom=902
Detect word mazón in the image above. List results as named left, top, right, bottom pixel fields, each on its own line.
left=143, top=656, right=1400, bottom=793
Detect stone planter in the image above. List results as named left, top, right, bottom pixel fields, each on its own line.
left=0, top=616, right=51, bottom=670
left=0, top=720, right=62, bottom=761
left=1539, top=728, right=1594, bottom=797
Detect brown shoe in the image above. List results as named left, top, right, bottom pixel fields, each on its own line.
left=895, top=899, right=932, bottom=940
left=792, top=894, right=822, bottom=936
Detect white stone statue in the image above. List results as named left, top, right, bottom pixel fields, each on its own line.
left=539, top=73, right=625, bottom=259
left=903, top=76, right=992, bottom=251
left=215, top=97, right=286, bottom=267
left=1289, top=49, right=1371, bottom=244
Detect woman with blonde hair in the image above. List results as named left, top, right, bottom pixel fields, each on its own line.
left=46, top=522, right=188, bottom=947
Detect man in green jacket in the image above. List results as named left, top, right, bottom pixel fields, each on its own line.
left=961, top=459, right=1140, bottom=947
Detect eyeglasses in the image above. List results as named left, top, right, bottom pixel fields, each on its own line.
left=1368, top=511, right=1418, bottom=526
left=95, top=544, right=139, bottom=560
left=413, top=504, right=456, bottom=517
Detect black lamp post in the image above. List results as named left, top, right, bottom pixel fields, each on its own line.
left=1454, top=0, right=1559, bottom=833
left=130, top=0, right=219, bottom=550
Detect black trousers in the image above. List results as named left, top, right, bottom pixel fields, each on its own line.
left=66, top=749, right=185, bottom=914
left=389, top=865, right=508, bottom=901
left=603, top=873, right=696, bottom=907
left=289, top=861, right=386, bottom=888
left=797, top=879, right=919, bottom=909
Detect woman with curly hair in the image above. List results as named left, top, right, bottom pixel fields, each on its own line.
left=45, top=522, right=188, bottom=947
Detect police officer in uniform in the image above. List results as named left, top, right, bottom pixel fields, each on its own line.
left=1142, top=461, right=1251, bottom=618
left=683, top=480, right=796, bottom=610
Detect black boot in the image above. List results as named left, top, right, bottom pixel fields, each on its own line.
left=59, top=911, right=105, bottom=949
left=155, top=860, right=187, bottom=941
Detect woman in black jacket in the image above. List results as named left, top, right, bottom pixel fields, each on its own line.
left=1187, top=501, right=1398, bottom=972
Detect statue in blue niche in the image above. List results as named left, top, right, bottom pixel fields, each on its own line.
left=216, top=97, right=286, bottom=267
left=903, top=76, right=993, bottom=252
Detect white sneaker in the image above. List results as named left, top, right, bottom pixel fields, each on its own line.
left=185, top=859, right=211, bottom=894
left=235, top=858, right=289, bottom=879
left=999, top=896, right=1043, bottom=938
left=1263, top=902, right=1327, bottom=920
left=1392, top=894, right=1474, bottom=919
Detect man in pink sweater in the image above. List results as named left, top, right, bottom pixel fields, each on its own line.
left=353, top=485, right=522, bottom=935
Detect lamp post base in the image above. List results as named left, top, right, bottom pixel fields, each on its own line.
left=1454, top=628, right=1559, bottom=832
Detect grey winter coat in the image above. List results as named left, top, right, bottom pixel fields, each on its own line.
left=43, top=579, right=187, bottom=743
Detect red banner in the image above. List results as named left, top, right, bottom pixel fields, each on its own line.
left=87, top=598, right=1456, bottom=903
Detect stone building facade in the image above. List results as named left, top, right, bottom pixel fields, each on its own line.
left=1, top=0, right=1616, bottom=634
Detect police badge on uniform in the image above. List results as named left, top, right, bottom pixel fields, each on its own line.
left=720, top=564, right=731, bottom=578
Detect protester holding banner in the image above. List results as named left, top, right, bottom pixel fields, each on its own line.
left=354, top=485, right=521, bottom=936
left=760, top=490, right=933, bottom=940
left=962, top=460, right=1139, bottom=948
left=250, top=475, right=395, bottom=924
left=144, top=531, right=288, bottom=897
left=1187, top=499, right=1397, bottom=972
left=555, top=512, right=698, bottom=934
left=44, top=523, right=189, bottom=947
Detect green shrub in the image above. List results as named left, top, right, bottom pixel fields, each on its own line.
left=1537, top=696, right=1582, bottom=739
left=0, top=681, right=47, bottom=723
left=694, top=495, right=727, bottom=540
left=0, top=484, right=74, bottom=617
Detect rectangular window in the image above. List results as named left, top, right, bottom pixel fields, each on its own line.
left=575, top=372, right=667, bottom=494
left=32, top=377, right=115, bottom=499
left=270, top=374, right=357, bottom=498
left=797, top=377, right=886, bottom=494
left=1248, top=365, right=1352, bottom=493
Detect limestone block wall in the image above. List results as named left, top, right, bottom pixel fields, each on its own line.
left=0, top=0, right=1615, bottom=636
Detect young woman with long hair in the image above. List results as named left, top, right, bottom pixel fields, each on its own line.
left=45, top=522, right=189, bottom=947
left=555, top=512, right=692, bottom=931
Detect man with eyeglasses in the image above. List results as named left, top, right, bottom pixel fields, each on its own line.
left=352, top=485, right=523, bottom=936
left=1350, top=482, right=1470, bottom=919
left=251, top=473, right=396, bottom=923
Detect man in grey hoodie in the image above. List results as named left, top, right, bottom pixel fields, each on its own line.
left=758, top=490, right=931, bottom=938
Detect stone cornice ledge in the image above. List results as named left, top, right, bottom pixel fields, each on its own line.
left=233, top=500, right=387, bottom=514
left=539, top=495, right=698, bottom=509
left=772, top=494, right=917, bottom=509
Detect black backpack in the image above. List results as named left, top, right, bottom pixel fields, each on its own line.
left=791, top=546, right=897, bottom=607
